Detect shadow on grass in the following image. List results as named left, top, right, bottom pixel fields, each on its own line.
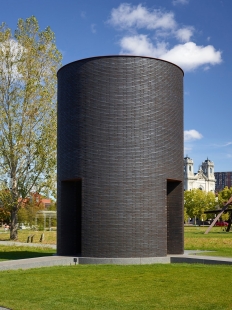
left=0, top=250, right=55, bottom=261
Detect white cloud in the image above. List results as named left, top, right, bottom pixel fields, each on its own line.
left=81, top=11, right=86, bottom=18
left=91, top=24, right=96, bottom=33
left=109, top=3, right=222, bottom=71
left=184, top=130, right=203, bottom=141
left=184, top=146, right=192, bottom=153
left=108, top=3, right=176, bottom=30
left=0, top=39, right=23, bottom=79
left=203, top=66, right=210, bottom=71
left=175, top=27, right=194, bottom=42
left=120, top=35, right=167, bottom=57
left=0, top=39, right=23, bottom=58
left=213, top=142, right=232, bottom=147
left=173, top=0, right=189, bottom=5
left=161, top=42, right=222, bottom=71
left=120, top=36, right=222, bottom=71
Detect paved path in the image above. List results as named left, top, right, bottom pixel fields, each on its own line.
left=0, top=242, right=232, bottom=271
left=0, top=255, right=75, bottom=270
left=170, top=253, right=232, bottom=265
left=0, top=240, right=56, bottom=249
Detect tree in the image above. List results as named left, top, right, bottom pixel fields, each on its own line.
left=0, top=16, right=62, bottom=239
left=217, top=186, right=232, bottom=204
left=0, top=189, right=11, bottom=224
left=217, top=186, right=232, bottom=222
left=0, top=208, right=10, bottom=225
left=0, top=188, right=13, bottom=225
left=17, top=192, right=45, bottom=226
left=184, top=207, right=189, bottom=224
left=184, top=189, right=217, bottom=223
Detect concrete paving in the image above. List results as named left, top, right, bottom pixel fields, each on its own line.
left=0, top=255, right=75, bottom=271
left=0, top=242, right=232, bottom=271
left=170, top=254, right=232, bottom=265
left=0, top=240, right=56, bottom=249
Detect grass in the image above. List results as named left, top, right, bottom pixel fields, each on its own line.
left=1, top=226, right=232, bottom=257
left=0, top=228, right=56, bottom=244
left=0, top=264, right=232, bottom=310
left=0, top=228, right=56, bottom=261
left=0, top=245, right=55, bottom=261
left=0, top=226, right=231, bottom=309
left=184, top=226, right=232, bottom=257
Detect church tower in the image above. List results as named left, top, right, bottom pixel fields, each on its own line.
left=183, top=157, right=215, bottom=192
left=202, top=158, right=215, bottom=180
left=184, top=156, right=194, bottom=190
left=201, top=158, right=216, bottom=191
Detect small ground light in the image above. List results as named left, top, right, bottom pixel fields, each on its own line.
left=73, top=258, right=77, bottom=265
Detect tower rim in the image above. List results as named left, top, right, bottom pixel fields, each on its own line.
left=57, top=55, right=184, bottom=76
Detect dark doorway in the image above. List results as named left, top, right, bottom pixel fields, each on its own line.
left=59, top=179, right=82, bottom=255
left=167, top=179, right=183, bottom=254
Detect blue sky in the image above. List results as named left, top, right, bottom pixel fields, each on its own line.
left=1, top=0, right=231, bottom=172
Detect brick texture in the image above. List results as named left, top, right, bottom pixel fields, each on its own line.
left=57, top=56, right=184, bottom=257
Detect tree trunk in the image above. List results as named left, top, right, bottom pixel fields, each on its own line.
left=10, top=209, right=18, bottom=240
left=226, top=214, right=231, bottom=233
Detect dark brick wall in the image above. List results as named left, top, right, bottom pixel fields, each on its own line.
left=57, top=56, right=184, bottom=257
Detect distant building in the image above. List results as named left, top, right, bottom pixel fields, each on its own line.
left=20, top=193, right=51, bottom=209
left=214, top=172, right=232, bottom=192
left=41, top=198, right=52, bottom=209
left=184, top=157, right=216, bottom=192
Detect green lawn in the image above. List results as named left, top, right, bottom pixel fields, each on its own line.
left=0, top=227, right=232, bottom=309
left=0, top=264, right=232, bottom=310
left=184, top=226, right=232, bottom=257
left=0, top=245, right=55, bottom=261
left=0, top=229, right=56, bottom=244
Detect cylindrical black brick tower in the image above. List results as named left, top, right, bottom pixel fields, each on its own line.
left=57, top=56, right=184, bottom=258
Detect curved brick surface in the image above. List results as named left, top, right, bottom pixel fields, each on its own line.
left=57, top=56, right=184, bottom=257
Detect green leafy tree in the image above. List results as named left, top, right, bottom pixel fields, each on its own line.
left=217, top=186, right=232, bottom=221
left=47, top=201, right=56, bottom=211
left=0, top=16, right=62, bottom=239
left=18, top=193, right=45, bottom=226
left=184, top=207, right=189, bottom=223
left=0, top=189, right=11, bottom=224
left=17, top=206, right=29, bottom=224
left=217, top=186, right=232, bottom=205
left=184, top=189, right=217, bottom=223
left=0, top=208, right=10, bottom=225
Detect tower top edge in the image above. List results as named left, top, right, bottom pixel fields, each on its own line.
left=57, top=55, right=184, bottom=76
